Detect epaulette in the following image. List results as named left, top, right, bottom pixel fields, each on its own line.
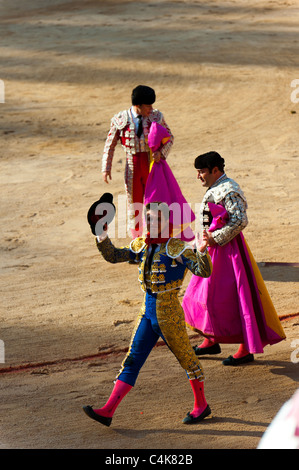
left=149, top=109, right=163, bottom=124
left=166, top=238, right=191, bottom=258
left=111, top=110, right=128, bottom=130
left=211, top=178, right=247, bottom=205
left=130, top=237, right=146, bottom=253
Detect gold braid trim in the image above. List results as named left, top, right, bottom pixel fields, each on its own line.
left=166, top=238, right=190, bottom=258
left=130, top=237, right=146, bottom=253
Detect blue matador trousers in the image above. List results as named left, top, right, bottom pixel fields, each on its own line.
left=116, top=289, right=205, bottom=386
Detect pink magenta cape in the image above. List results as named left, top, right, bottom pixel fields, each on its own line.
left=182, top=204, right=285, bottom=353
left=144, top=122, right=195, bottom=241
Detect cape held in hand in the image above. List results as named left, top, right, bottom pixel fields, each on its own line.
left=145, top=122, right=195, bottom=242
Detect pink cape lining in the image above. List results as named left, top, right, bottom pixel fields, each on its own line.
left=147, top=121, right=171, bottom=152
left=207, top=202, right=229, bottom=231
left=144, top=159, right=195, bottom=241
left=144, top=122, right=195, bottom=241
left=182, top=232, right=285, bottom=353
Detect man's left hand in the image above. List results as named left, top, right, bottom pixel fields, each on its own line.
left=206, top=231, right=217, bottom=246
left=195, top=230, right=209, bottom=253
left=152, top=151, right=162, bottom=162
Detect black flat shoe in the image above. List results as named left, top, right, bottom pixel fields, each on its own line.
left=222, top=354, right=254, bottom=366
left=83, top=405, right=112, bottom=427
left=193, top=343, right=221, bottom=356
left=182, top=405, right=211, bottom=424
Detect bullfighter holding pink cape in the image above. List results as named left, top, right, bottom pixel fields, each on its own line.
left=182, top=151, right=286, bottom=365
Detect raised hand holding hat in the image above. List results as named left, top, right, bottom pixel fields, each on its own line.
left=87, top=193, right=116, bottom=236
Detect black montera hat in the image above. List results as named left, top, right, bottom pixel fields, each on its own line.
left=87, top=193, right=116, bottom=236
left=194, top=151, right=225, bottom=172
left=131, top=85, right=156, bottom=105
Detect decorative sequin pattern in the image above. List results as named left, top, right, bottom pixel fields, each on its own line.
left=96, top=237, right=135, bottom=263
left=102, top=108, right=173, bottom=173
left=199, top=174, right=248, bottom=246
left=97, top=237, right=212, bottom=292
left=102, top=108, right=174, bottom=230
left=116, top=291, right=204, bottom=382
left=96, top=236, right=208, bottom=383
left=155, top=291, right=205, bottom=380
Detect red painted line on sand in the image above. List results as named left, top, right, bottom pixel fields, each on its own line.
left=0, top=314, right=298, bottom=375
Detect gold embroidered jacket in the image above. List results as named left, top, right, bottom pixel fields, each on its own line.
left=96, top=236, right=212, bottom=294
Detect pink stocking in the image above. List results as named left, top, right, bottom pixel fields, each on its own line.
left=198, top=338, right=215, bottom=348
left=189, top=379, right=208, bottom=418
left=233, top=343, right=250, bottom=359
left=93, top=379, right=132, bottom=418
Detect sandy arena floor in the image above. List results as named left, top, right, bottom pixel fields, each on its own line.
left=0, top=0, right=298, bottom=450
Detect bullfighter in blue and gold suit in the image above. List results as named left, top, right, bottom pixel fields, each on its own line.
left=83, top=203, right=213, bottom=426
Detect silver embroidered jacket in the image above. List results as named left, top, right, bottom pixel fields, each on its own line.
left=200, top=174, right=248, bottom=246
left=102, top=108, right=174, bottom=174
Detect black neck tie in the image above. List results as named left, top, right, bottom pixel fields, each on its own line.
left=147, top=244, right=157, bottom=269
left=137, top=115, right=143, bottom=138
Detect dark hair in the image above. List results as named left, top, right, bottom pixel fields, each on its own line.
left=145, top=202, right=169, bottom=221
left=194, top=151, right=225, bottom=172
left=131, top=85, right=156, bottom=106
